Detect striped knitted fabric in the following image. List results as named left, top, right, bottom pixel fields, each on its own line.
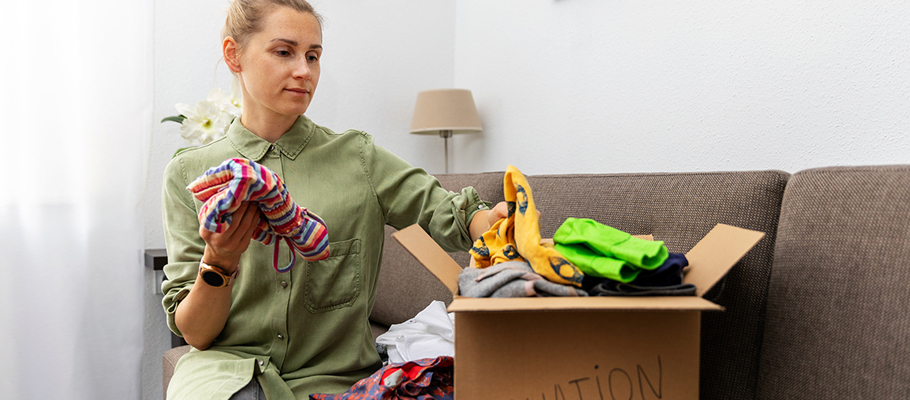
left=186, top=158, right=330, bottom=272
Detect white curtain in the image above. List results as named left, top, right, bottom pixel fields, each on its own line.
left=0, top=0, right=150, bottom=398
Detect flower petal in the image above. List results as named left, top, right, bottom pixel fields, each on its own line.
left=175, top=103, right=198, bottom=119
left=179, top=119, right=205, bottom=145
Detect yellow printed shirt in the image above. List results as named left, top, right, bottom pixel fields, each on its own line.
left=469, top=165, right=585, bottom=287
left=161, top=116, right=490, bottom=399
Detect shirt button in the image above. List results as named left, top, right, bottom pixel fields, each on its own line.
left=277, top=334, right=284, bottom=339
left=280, top=281, right=288, bottom=288
left=258, top=359, right=264, bottom=366
left=269, top=145, right=275, bottom=151
left=478, top=204, right=487, bottom=210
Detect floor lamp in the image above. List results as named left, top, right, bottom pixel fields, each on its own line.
left=409, top=89, right=482, bottom=174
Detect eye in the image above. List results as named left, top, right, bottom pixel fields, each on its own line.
left=275, top=49, right=292, bottom=57
left=306, top=52, right=319, bottom=62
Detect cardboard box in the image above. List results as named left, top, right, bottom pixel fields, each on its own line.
left=392, top=223, right=765, bottom=400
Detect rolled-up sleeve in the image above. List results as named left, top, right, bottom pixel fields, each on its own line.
left=361, top=134, right=491, bottom=252
left=160, top=154, right=205, bottom=337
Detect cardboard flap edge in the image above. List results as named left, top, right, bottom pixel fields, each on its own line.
left=391, top=224, right=462, bottom=295
left=448, top=295, right=723, bottom=312
left=684, top=223, right=765, bottom=297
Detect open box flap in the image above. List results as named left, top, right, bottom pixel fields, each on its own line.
left=683, top=223, right=765, bottom=297
left=392, top=224, right=462, bottom=295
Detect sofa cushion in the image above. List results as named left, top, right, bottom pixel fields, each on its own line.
left=163, top=345, right=191, bottom=399
left=756, top=165, right=910, bottom=399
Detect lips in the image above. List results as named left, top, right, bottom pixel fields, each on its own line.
left=285, top=88, right=309, bottom=95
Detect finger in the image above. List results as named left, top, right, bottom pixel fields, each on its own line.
left=492, top=201, right=509, bottom=219
left=201, top=201, right=250, bottom=246
left=199, top=223, right=213, bottom=242
left=224, top=201, right=251, bottom=233
left=230, top=201, right=260, bottom=242
left=483, top=203, right=506, bottom=228
left=241, top=209, right=262, bottom=241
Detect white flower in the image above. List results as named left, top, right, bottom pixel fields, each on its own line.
left=206, top=78, right=243, bottom=119
left=163, top=78, right=243, bottom=147
left=175, top=99, right=233, bottom=145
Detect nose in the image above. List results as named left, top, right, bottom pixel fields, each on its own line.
left=292, top=56, right=311, bottom=80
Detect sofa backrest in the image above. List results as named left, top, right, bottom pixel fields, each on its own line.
left=756, top=165, right=910, bottom=399
left=372, top=169, right=789, bottom=400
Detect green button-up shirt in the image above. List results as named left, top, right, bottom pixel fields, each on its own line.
left=161, top=116, right=489, bottom=399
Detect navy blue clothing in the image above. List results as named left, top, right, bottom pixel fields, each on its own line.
left=583, top=253, right=695, bottom=296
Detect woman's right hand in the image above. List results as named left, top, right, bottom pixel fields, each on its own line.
left=199, top=201, right=261, bottom=273
left=177, top=201, right=260, bottom=350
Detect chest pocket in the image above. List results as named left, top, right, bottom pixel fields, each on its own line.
left=303, top=238, right=361, bottom=313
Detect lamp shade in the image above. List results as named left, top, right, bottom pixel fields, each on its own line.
left=409, top=89, right=482, bottom=135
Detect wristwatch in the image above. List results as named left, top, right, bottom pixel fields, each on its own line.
left=199, top=261, right=238, bottom=288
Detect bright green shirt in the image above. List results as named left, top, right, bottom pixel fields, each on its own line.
left=161, top=116, right=490, bottom=399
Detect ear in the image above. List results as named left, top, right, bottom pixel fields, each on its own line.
left=223, top=37, right=242, bottom=73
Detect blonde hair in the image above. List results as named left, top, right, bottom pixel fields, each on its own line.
left=222, top=0, right=323, bottom=49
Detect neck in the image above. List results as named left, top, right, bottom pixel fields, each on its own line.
left=240, top=112, right=299, bottom=143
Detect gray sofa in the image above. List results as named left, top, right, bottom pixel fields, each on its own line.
left=163, top=165, right=910, bottom=399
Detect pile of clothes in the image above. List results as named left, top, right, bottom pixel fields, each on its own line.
left=465, top=165, right=696, bottom=298
left=313, top=302, right=456, bottom=399
left=309, top=356, right=453, bottom=400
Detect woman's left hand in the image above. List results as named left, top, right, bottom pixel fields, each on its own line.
left=469, top=201, right=509, bottom=240
left=487, top=201, right=509, bottom=225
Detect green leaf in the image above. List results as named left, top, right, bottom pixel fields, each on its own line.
left=161, top=115, right=186, bottom=124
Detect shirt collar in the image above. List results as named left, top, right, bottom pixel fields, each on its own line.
left=226, top=116, right=314, bottom=161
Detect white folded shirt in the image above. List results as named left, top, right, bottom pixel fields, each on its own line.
left=375, top=300, right=455, bottom=364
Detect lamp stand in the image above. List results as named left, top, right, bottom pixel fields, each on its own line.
left=439, top=129, right=453, bottom=174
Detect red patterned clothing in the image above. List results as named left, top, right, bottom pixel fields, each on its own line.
left=309, top=357, right=454, bottom=400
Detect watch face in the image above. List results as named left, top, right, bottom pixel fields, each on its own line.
left=202, top=270, right=226, bottom=287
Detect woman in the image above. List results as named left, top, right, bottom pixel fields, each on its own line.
left=160, top=1, right=506, bottom=399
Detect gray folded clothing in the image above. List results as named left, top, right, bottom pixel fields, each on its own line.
left=458, top=261, right=589, bottom=298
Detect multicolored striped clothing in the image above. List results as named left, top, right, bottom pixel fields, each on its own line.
left=186, top=157, right=329, bottom=272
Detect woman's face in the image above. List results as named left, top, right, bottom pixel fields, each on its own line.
left=232, top=7, right=322, bottom=122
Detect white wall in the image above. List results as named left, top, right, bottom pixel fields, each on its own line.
left=453, top=0, right=910, bottom=175
left=305, top=0, right=457, bottom=167
left=143, top=0, right=910, bottom=398
left=142, top=1, right=232, bottom=398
